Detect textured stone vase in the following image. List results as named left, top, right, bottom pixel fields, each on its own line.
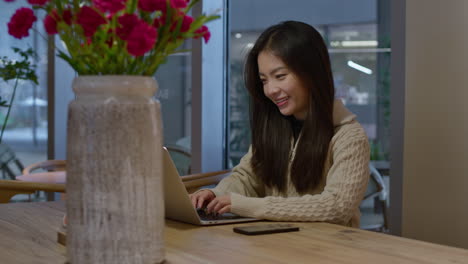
left=66, top=76, right=164, bottom=263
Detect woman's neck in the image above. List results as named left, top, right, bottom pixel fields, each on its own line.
left=290, top=117, right=304, bottom=142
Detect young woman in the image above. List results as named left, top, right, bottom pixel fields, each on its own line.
left=190, top=21, right=370, bottom=227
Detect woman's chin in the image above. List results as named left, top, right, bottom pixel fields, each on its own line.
left=278, top=107, right=292, bottom=116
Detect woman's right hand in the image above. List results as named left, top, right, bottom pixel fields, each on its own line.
left=189, top=189, right=216, bottom=209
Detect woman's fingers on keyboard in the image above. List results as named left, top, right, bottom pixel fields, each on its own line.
left=190, top=190, right=215, bottom=209
left=189, top=194, right=198, bottom=208
left=196, top=196, right=205, bottom=209
left=208, top=195, right=231, bottom=214
left=206, top=199, right=217, bottom=214
left=218, top=205, right=231, bottom=215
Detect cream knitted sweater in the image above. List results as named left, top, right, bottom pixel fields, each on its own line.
left=210, top=100, right=370, bottom=227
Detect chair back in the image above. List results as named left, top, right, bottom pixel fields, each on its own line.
left=181, top=170, right=231, bottom=194
left=364, top=164, right=387, bottom=201
left=0, top=159, right=66, bottom=203
left=166, top=145, right=191, bottom=176
left=0, top=180, right=65, bottom=203
left=360, top=164, right=388, bottom=232
left=0, top=143, right=24, bottom=180
left=22, top=159, right=66, bottom=175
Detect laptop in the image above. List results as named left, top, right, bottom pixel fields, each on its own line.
left=163, top=147, right=259, bottom=225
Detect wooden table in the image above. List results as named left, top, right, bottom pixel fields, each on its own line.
left=1, top=202, right=468, bottom=264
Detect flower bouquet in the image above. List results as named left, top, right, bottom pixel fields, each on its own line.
left=6, top=0, right=219, bottom=75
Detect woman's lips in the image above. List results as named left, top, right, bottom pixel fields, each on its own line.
left=275, top=97, right=289, bottom=107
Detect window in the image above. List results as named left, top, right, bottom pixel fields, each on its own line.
left=227, top=0, right=391, bottom=165
left=155, top=50, right=192, bottom=152
left=226, top=0, right=390, bottom=231
left=1, top=3, right=48, bottom=182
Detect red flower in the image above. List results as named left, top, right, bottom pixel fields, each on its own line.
left=27, top=0, right=48, bottom=5
left=116, top=14, right=139, bottom=40
left=138, top=0, right=188, bottom=12
left=194, top=25, right=210, bottom=43
left=77, top=6, right=107, bottom=37
left=153, top=16, right=164, bottom=28
left=44, top=9, right=72, bottom=35
left=93, top=0, right=126, bottom=14
left=63, top=10, right=73, bottom=25
left=44, top=12, right=58, bottom=34
left=126, top=21, right=157, bottom=56
left=171, top=0, right=187, bottom=9
left=180, top=15, right=193, bottom=32
left=7, top=7, right=37, bottom=39
left=138, top=0, right=167, bottom=12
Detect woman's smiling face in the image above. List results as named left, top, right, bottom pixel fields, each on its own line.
left=258, top=51, right=309, bottom=120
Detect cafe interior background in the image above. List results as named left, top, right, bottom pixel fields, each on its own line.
left=1, top=0, right=467, bottom=250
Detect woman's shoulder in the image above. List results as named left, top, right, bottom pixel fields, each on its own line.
left=332, top=120, right=369, bottom=146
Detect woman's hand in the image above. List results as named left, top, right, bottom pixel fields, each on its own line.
left=189, top=189, right=216, bottom=209
left=206, top=195, right=231, bottom=215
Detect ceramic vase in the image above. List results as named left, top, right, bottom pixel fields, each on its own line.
left=66, top=76, right=164, bottom=263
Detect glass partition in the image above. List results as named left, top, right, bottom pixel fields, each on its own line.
left=0, top=3, right=48, bottom=182
left=227, top=0, right=391, bottom=165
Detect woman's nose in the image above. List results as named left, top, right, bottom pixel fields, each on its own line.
left=264, top=82, right=280, bottom=97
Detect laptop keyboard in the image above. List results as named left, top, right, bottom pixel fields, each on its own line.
left=197, top=208, right=242, bottom=221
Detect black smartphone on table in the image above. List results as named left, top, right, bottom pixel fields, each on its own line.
left=233, top=224, right=299, bottom=235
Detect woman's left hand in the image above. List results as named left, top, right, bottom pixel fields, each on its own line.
left=206, top=195, right=231, bottom=215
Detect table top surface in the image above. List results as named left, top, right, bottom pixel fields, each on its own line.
left=1, top=201, right=468, bottom=264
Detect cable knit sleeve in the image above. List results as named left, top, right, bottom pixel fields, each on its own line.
left=230, top=124, right=370, bottom=225
left=209, top=146, right=265, bottom=198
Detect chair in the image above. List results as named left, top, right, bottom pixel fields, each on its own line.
left=360, top=164, right=389, bottom=232
left=22, top=159, right=66, bottom=175
left=181, top=169, right=231, bottom=194
left=166, top=145, right=192, bottom=176
left=1, top=155, right=228, bottom=202
left=2, top=159, right=66, bottom=203
left=0, top=143, right=24, bottom=180
left=0, top=179, right=65, bottom=203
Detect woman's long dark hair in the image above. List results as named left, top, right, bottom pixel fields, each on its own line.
left=245, top=21, right=335, bottom=194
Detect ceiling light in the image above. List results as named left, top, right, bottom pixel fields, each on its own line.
left=341, top=40, right=378, bottom=47
left=347, top=61, right=373, bottom=75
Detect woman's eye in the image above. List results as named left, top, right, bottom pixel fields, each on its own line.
left=260, top=79, right=267, bottom=84
left=276, top=74, right=286, bottom=80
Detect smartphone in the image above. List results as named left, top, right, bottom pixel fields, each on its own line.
left=233, top=224, right=299, bottom=235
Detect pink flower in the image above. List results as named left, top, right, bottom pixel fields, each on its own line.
left=7, top=7, right=37, bottom=39
left=77, top=6, right=107, bottom=37
left=194, top=25, right=210, bottom=43
left=44, top=9, right=72, bottom=35
left=93, top=0, right=126, bottom=14
left=116, top=13, right=139, bottom=40
left=27, top=0, right=48, bottom=5
left=138, top=0, right=167, bottom=12
left=126, top=21, right=157, bottom=56
left=180, top=15, right=193, bottom=32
